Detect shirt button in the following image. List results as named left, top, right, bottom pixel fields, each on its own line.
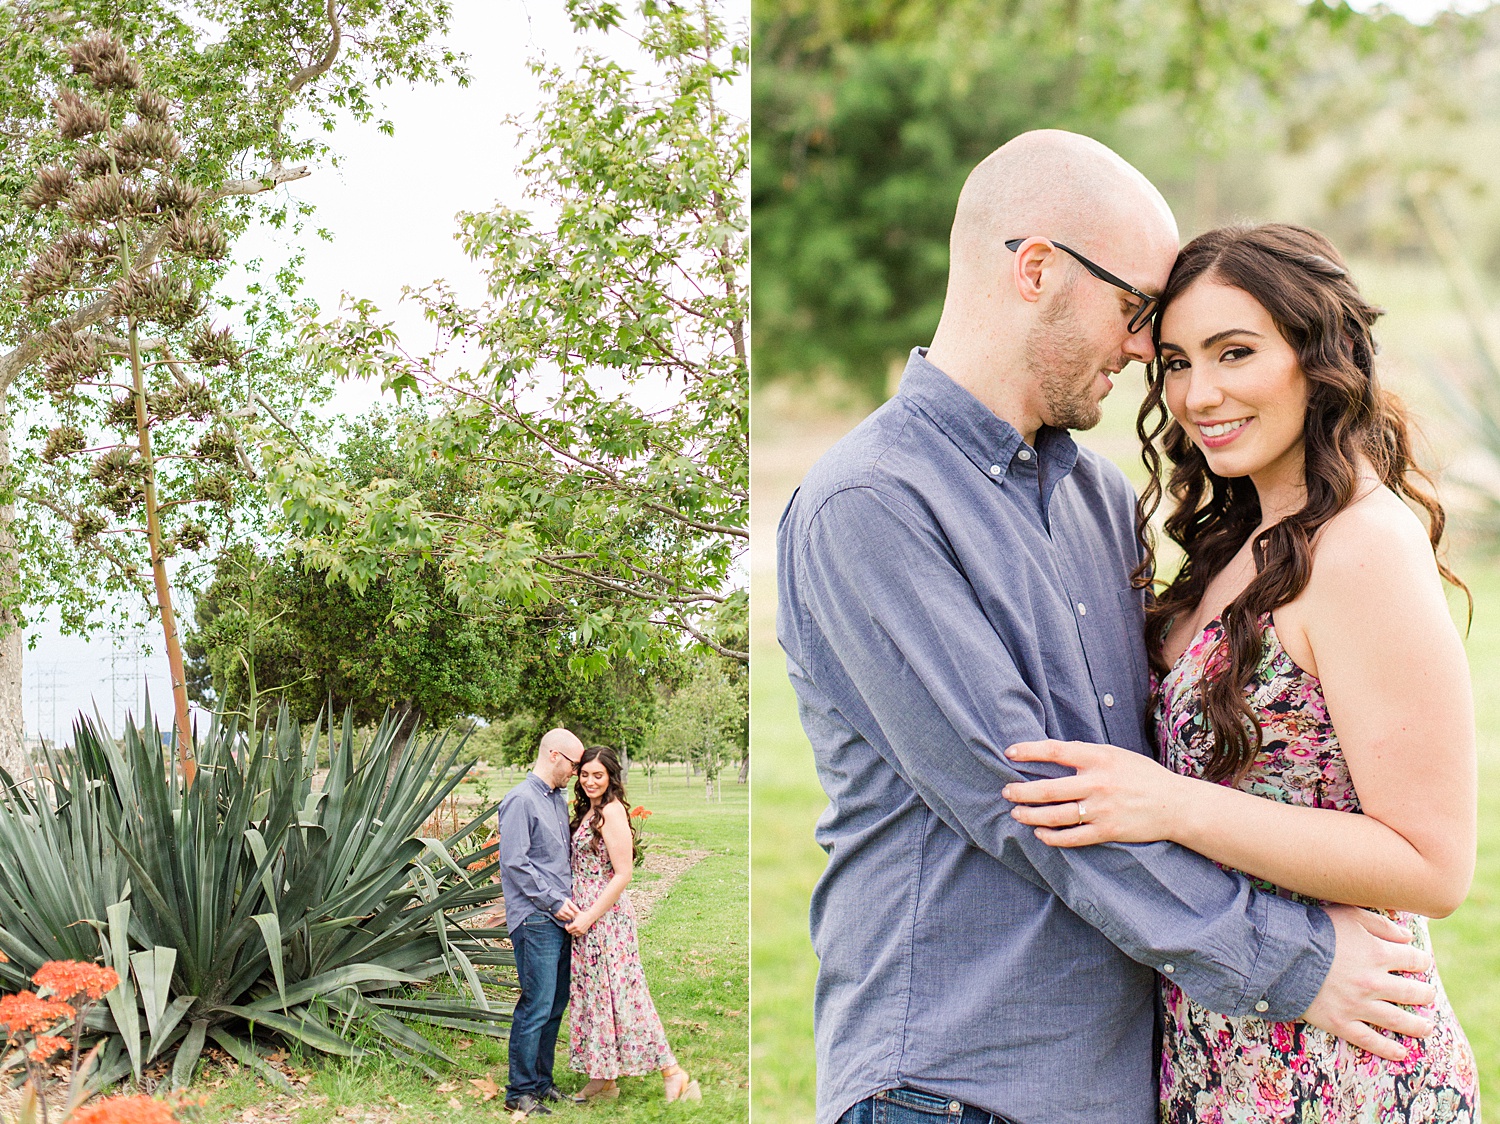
left=988, top=464, right=1002, bottom=476
left=1103, top=693, right=1115, bottom=708
left=1016, top=448, right=1032, bottom=461
left=1254, top=1000, right=1270, bottom=1013
left=1077, top=602, right=1087, bottom=616
left=949, top=1103, right=962, bottom=1113
left=1162, top=963, right=1174, bottom=974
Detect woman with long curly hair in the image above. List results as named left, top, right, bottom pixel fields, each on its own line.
left=1004, top=224, right=1479, bottom=1120
left=565, top=744, right=700, bottom=1105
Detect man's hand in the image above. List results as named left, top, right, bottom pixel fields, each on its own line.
left=1301, top=905, right=1437, bottom=1061
left=553, top=898, right=580, bottom=922
left=565, top=910, right=597, bottom=937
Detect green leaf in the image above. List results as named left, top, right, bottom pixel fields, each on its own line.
left=128, top=946, right=177, bottom=1038
left=102, top=900, right=142, bottom=1080
left=171, top=1019, right=208, bottom=1089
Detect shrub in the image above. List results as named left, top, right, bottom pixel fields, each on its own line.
left=0, top=707, right=508, bottom=1090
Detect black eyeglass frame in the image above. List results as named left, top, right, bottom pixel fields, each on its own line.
left=1004, top=236, right=1158, bottom=334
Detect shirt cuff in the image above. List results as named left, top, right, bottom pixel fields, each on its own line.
left=1242, top=894, right=1336, bottom=1021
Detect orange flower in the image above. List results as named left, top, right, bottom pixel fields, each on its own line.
left=629, top=806, right=653, bottom=820
left=0, top=948, right=9, bottom=963
left=32, top=961, right=119, bottom=1003
left=28, top=1034, right=69, bottom=1063
left=68, top=1095, right=178, bottom=1124
left=0, top=991, right=74, bottom=1040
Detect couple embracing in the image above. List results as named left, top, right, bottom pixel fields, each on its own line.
left=777, top=130, right=1480, bottom=1124
left=495, top=729, right=700, bottom=1116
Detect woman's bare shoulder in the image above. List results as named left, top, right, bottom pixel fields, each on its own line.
left=1311, top=484, right=1438, bottom=586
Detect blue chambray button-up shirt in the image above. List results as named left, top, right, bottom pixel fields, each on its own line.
left=777, top=350, right=1335, bottom=1124
left=497, top=772, right=573, bottom=928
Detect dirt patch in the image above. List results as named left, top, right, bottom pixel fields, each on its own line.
left=628, top=847, right=711, bottom=922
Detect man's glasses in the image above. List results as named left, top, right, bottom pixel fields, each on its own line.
left=1004, top=237, right=1158, bottom=335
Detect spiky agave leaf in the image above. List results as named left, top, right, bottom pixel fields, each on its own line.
left=0, top=707, right=510, bottom=1085
left=113, top=120, right=180, bottom=169
left=53, top=87, right=107, bottom=140
left=68, top=33, right=141, bottom=90
left=135, top=90, right=170, bottom=122
left=20, top=165, right=73, bottom=209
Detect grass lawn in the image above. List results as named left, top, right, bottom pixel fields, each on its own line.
left=750, top=380, right=1500, bottom=1122
left=195, top=773, right=747, bottom=1123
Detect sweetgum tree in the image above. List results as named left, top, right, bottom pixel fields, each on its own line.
left=272, top=0, right=748, bottom=673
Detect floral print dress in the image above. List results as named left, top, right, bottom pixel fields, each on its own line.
left=1155, top=615, right=1479, bottom=1124
left=568, top=815, right=676, bottom=1078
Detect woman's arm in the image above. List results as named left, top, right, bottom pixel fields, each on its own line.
left=565, top=801, right=635, bottom=936
left=1005, top=497, right=1476, bottom=919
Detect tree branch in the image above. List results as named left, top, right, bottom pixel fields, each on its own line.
left=668, top=610, right=747, bottom=662
left=15, top=489, right=153, bottom=602
left=287, top=0, right=344, bottom=95
left=215, top=164, right=312, bottom=198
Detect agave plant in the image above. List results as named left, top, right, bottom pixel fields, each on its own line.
left=0, top=706, right=508, bottom=1090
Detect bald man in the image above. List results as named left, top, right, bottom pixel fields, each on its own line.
left=497, top=727, right=585, bottom=1116
left=777, top=131, right=1432, bottom=1124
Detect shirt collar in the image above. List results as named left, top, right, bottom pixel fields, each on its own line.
left=896, top=348, right=1080, bottom=488
left=528, top=770, right=560, bottom=795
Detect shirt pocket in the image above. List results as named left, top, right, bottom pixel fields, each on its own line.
left=1115, top=586, right=1150, bottom=705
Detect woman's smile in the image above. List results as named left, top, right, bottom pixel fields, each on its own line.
left=1196, top=417, right=1252, bottom=447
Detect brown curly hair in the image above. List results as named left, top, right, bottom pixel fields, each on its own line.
left=568, top=745, right=642, bottom=862
left=1134, top=223, right=1467, bottom=783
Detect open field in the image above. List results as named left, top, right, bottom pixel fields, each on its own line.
left=195, top=777, right=748, bottom=1123
left=750, top=257, right=1500, bottom=1119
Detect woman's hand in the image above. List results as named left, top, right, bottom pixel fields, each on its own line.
left=1003, top=740, right=1186, bottom=847
left=566, top=909, right=598, bottom=937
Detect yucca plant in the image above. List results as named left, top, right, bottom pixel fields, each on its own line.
left=0, top=706, right=509, bottom=1091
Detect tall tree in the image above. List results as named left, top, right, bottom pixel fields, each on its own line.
left=0, top=0, right=463, bottom=771
left=271, top=0, right=748, bottom=670
left=18, top=34, right=262, bottom=778
left=649, top=655, right=743, bottom=802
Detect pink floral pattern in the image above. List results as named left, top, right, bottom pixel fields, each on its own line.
left=567, top=816, right=676, bottom=1078
left=1155, top=615, right=1479, bottom=1124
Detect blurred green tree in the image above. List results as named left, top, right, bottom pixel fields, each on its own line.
left=649, top=654, right=746, bottom=801
left=186, top=409, right=665, bottom=758
left=751, top=0, right=1480, bottom=398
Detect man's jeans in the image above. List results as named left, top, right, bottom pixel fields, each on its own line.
left=507, top=912, right=572, bottom=1099
left=838, top=1088, right=1017, bottom=1124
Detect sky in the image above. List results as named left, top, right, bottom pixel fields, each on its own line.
left=21, top=0, right=643, bottom=744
